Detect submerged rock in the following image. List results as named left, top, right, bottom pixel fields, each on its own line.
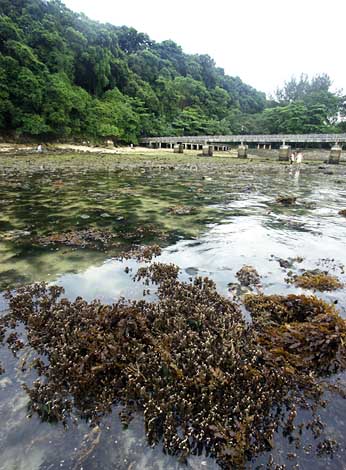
left=185, top=267, right=199, bottom=276
left=277, top=256, right=304, bottom=269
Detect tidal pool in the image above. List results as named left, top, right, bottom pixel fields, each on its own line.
left=1, top=152, right=346, bottom=469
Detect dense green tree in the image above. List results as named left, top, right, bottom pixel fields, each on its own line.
left=86, top=88, right=140, bottom=143
left=0, top=0, right=343, bottom=141
left=274, top=74, right=342, bottom=129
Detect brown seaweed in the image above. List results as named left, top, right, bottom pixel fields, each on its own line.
left=35, top=229, right=120, bottom=250
left=236, top=265, right=261, bottom=288
left=1, top=267, right=346, bottom=469
left=118, top=244, right=162, bottom=262
left=168, top=205, right=196, bottom=216
left=276, top=195, right=297, bottom=205
left=244, top=293, right=346, bottom=375
left=292, top=270, right=343, bottom=291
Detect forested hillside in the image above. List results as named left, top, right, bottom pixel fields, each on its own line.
left=0, top=0, right=344, bottom=143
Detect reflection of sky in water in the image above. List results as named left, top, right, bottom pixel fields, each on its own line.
left=55, top=258, right=145, bottom=304
left=40, top=210, right=346, bottom=313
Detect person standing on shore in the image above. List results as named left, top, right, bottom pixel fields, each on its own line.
left=296, top=151, right=303, bottom=167
left=37, top=144, right=43, bottom=153
left=290, top=151, right=296, bottom=165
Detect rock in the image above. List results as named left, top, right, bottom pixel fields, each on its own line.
left=185, top=267, right=199, bottom=276
left=276, top=195, right=297, bottom=205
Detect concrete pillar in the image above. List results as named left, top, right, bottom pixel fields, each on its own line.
left=263, top=144, right=266, bottom=150
left=202, top=145, right=213, bottom=157
left=269, top=144, right=272, bottom=150
left=237, top=144, right=248, bottom=158
left=158, top=142, right=161, bottom=149
left=174, top=144, right=184, bottom=154
left=329, top=144, right=342, bottom=164
left=257, top=144, right=260, bottom=149
left=279, top=144, right=291, bottom=161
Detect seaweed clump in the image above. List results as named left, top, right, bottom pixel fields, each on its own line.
left=244, top=293, right=346, bottom=375
left=1, top=267, right=346, bottom=469
left=118, top=244, right=162, bottom=262
left=119, top=223, right=167, bottom=242
left=292, top=270, right=343, bottom=291
left=168, top=205, right=196, bottom=215
left=236, top=265, right=261, bottom=288
left=35, top=229, right=120, bottom=250
left=276, top=195, right=297, bottom=205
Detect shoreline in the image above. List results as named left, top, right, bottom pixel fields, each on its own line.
left=0, top=143, right=344, bottom=165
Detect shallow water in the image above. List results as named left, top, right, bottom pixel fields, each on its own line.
left=1, top=155, right=346, bottom=469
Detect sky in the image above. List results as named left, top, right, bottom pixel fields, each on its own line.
left=63, top=0, right=346, bottom=97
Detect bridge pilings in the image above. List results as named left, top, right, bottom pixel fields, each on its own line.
left=202, top=145, right=213, bottom=157
left=237, top=144, right=248, bottom=158
left=329, top=144, right=342, bottom=164
left=174, top=144, right=184, bottom=154
left=279, top=144, right=291, bottom=161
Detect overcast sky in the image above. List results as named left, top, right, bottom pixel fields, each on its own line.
left=63, top=0, right=345, bottom=97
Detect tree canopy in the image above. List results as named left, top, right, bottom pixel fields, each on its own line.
left=0, top=0, right=344, bottom=142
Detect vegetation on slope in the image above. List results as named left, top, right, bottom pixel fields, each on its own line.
left=0, top=0, right=344, bottom=142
